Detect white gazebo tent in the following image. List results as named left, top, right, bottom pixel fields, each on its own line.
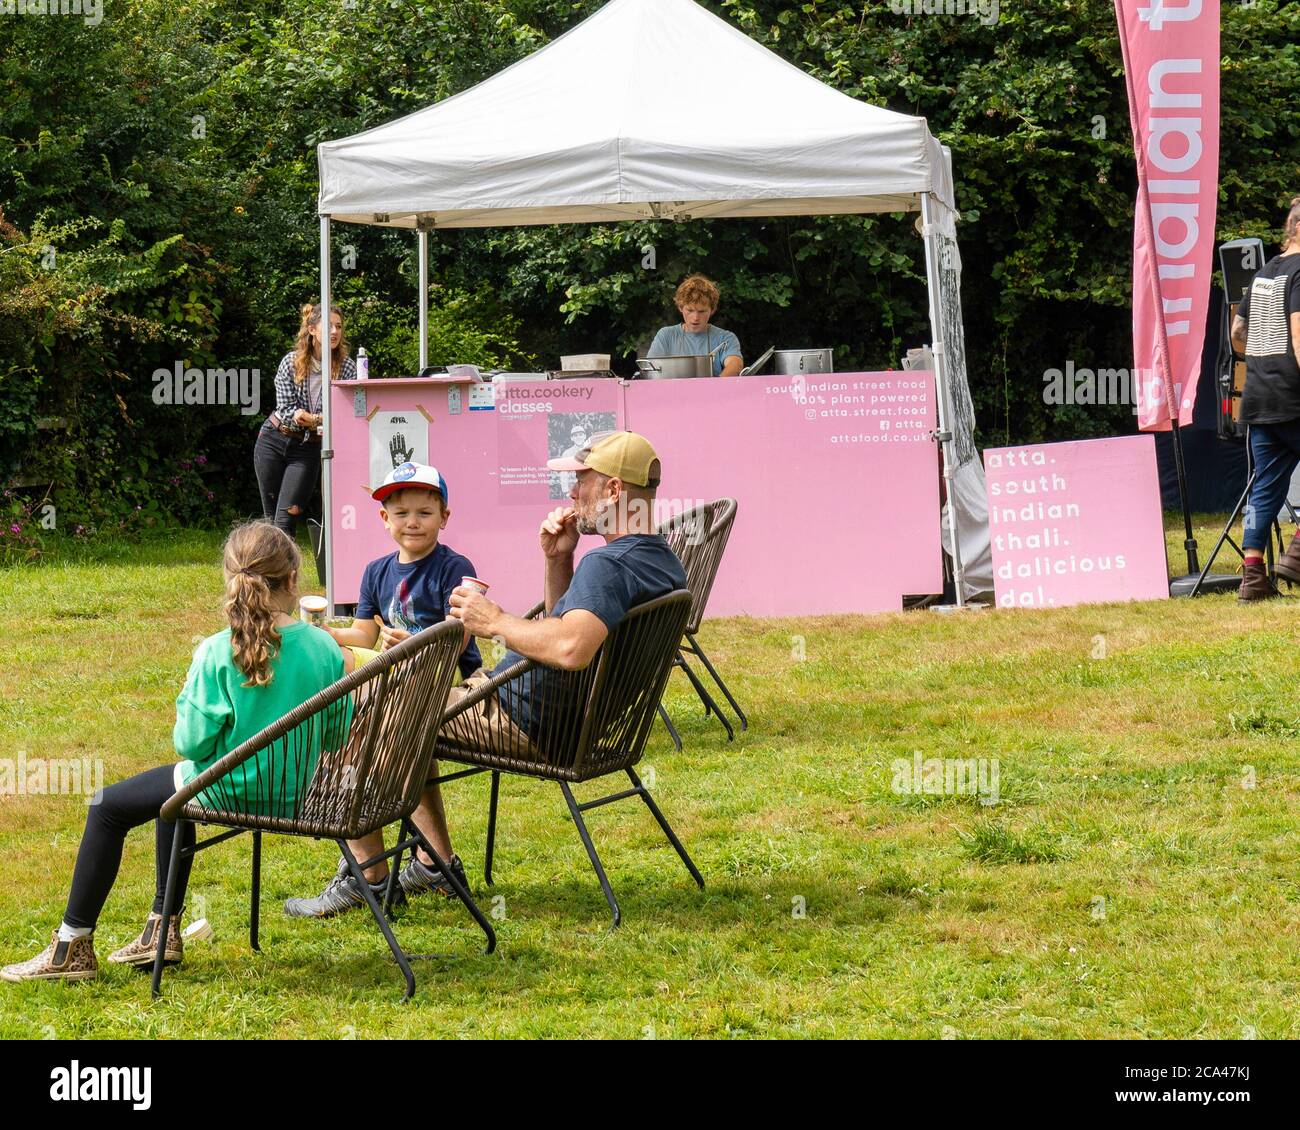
left=316, top=0, right=992, bottom=607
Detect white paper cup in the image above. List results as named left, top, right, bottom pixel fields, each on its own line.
left=182, top=918, right=214, bottom=943
left=460, top=576, right=490, bottom=596
left=299, top=595, right=328, bottom=625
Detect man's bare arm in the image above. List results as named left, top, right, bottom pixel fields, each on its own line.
left=451, top=592, right=608, bottom=671
left=1231, top=313, right=1248, bottom=357
left=544, top=554, right=574, bottom=615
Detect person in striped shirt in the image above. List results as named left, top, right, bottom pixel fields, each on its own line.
left=1231, top=197, right=1300, bottom=601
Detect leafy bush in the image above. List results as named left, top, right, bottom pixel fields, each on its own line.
left=1, top=0, right=1297, bottom=525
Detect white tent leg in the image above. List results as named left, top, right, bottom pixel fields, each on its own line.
left=320, top=216, right=335, bottom=613
left=920, top=192, right=966, bottom=608
left=418, top=230, right=429, bottom=371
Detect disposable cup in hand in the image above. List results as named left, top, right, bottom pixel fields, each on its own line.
left=299, top=595, right=328, bottom=625
left=461, top=576, right=490, bottom=596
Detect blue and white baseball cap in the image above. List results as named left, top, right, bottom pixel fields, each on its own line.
left=372, top=462, right=449, bottom=505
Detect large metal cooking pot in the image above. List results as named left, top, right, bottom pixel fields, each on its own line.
left=774, top=348, right=834, bottom=375
left=635, top=355, right=715, bottom=380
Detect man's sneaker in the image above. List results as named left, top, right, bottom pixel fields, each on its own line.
left=108, top=913, right=183, bottom=968
left=284, top=858, right=406, bottom=919
left=1, top=932, right=98, bottom=983
left=398, top=853, right=467, bottom=900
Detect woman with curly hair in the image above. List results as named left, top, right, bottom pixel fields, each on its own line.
left=253, top=303, right=357, bottom=537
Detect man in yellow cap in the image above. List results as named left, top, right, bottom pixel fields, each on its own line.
left=450, top=430, right=684, bottom=680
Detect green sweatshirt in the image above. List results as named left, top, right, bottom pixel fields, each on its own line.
left=173, top=621, right=348, bottom=815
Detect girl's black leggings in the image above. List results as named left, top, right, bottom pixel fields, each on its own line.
left=63, top=765, right=196, bottom=929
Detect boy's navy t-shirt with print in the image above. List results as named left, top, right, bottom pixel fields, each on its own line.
left=357, top=542, right=482, bottom=678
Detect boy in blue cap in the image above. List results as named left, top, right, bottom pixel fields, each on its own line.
left=285, top=461, right=480, bottom=918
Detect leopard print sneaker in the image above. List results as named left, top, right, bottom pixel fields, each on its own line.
left=0, top=932, right=98, bottom=982
left=108, top=914, right=183, bottom=967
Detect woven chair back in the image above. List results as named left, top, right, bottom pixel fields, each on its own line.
left=439, top=590, right=692, bottom=782
left=657, top=498, right=738, bottom=634
left=172, top=621, right=466, bottom=839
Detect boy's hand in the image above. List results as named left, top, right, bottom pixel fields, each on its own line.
left=449, top=586, right=502, bottom=638
left=539, top=507, right=579, bottom=559
left=378, top=625, right=411, bottom=651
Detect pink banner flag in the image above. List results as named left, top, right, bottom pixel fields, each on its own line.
left=1114, top=0, right=1219, bottom=431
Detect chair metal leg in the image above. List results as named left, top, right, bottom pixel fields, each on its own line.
left=627, top=768, right=704, bottom=889
left=151, top=821, right=187, bottom=999
left=560, top=782, right=621, bottom=929
left=250, top=830, right=262, bottom=951
left=383, top=823, right=409, bottom=916
left=687, top=638, right=748, bottom=731
left=485, top=771, right=500, bottom=886
left=339, top=840, right=417, bottom=1002
left=678, top=651, right=734, bottom=741
left=411, top=830, right=497, bottom=955
left=657, top=703, right=683, bottom=752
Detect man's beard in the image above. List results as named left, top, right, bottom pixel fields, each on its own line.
left=577, top=499, right=614, bottom=535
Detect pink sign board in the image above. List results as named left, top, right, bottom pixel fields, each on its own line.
left=328, top=373, right=942, bottom=618
left=623, top=373, right=942, bottom=616
left=984, top=435, right=1169, bottom=609
left=328, top=379, right=624, bottom=618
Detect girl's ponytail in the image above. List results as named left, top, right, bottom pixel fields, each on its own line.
left=222, top=523, right=300, bottom=687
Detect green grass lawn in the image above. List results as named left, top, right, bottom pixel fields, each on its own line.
left=0, top=518, right=1296, bottom=1039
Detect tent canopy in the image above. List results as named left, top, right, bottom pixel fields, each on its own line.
left=316, top=0, right=955, bottom=230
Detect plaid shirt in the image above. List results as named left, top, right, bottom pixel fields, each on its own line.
left=269, top=350, right=358, bottom=425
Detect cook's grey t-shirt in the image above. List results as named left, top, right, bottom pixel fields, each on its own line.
left=647, top=326, right=742, bottom=376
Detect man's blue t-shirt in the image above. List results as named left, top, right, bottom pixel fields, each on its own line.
left=493, top=534, right=687, bottom=734
left=647, top=325, right=742, bottom=377
left=357, top=542, right=482, bottom=679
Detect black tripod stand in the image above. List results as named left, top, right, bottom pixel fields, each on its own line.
left=1190, top=425, right=1299, bottom=596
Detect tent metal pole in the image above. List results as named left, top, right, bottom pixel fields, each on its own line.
left=320, top=216, right=334, bottom=614
left=418, top=230, right=429, bottom=371
left=920, top=192, right=966, bottom=608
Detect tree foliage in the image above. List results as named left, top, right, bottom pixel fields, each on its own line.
left=1, top=0, right=1296, bottom=526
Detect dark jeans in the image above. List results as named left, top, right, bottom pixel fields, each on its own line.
left=64, top=765, right=196, bottom=929
left=1245, top=421, right=1300, bottom=553
left=253, top=423, right=322, bottom=537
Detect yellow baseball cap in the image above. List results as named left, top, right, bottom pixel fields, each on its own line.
left=546, top=430, right=661, bottom=487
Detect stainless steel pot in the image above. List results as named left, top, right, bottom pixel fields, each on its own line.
left=774, top=348, right=834, bottom=375
left=635, top=355, right=715, bottom=380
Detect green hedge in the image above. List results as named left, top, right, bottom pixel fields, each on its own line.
left=1, top=0, right=1296, bottom=531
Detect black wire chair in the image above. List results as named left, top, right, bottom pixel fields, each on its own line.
left=423, top=589, right=700, bottom=928
left=152, top=620, right=495, bottom=1001
left=655, top=498, right=747, bottom=748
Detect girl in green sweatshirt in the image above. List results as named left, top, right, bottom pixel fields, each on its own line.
left=1, top=522, right=346, bottom=983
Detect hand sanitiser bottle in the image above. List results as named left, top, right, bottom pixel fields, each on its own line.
left=357, top=347, right=369, bottom=380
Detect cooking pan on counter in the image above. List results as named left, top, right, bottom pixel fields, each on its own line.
left=774, top=348, right=834, bottom=375
left=635, top=355, right=716, bottom=380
